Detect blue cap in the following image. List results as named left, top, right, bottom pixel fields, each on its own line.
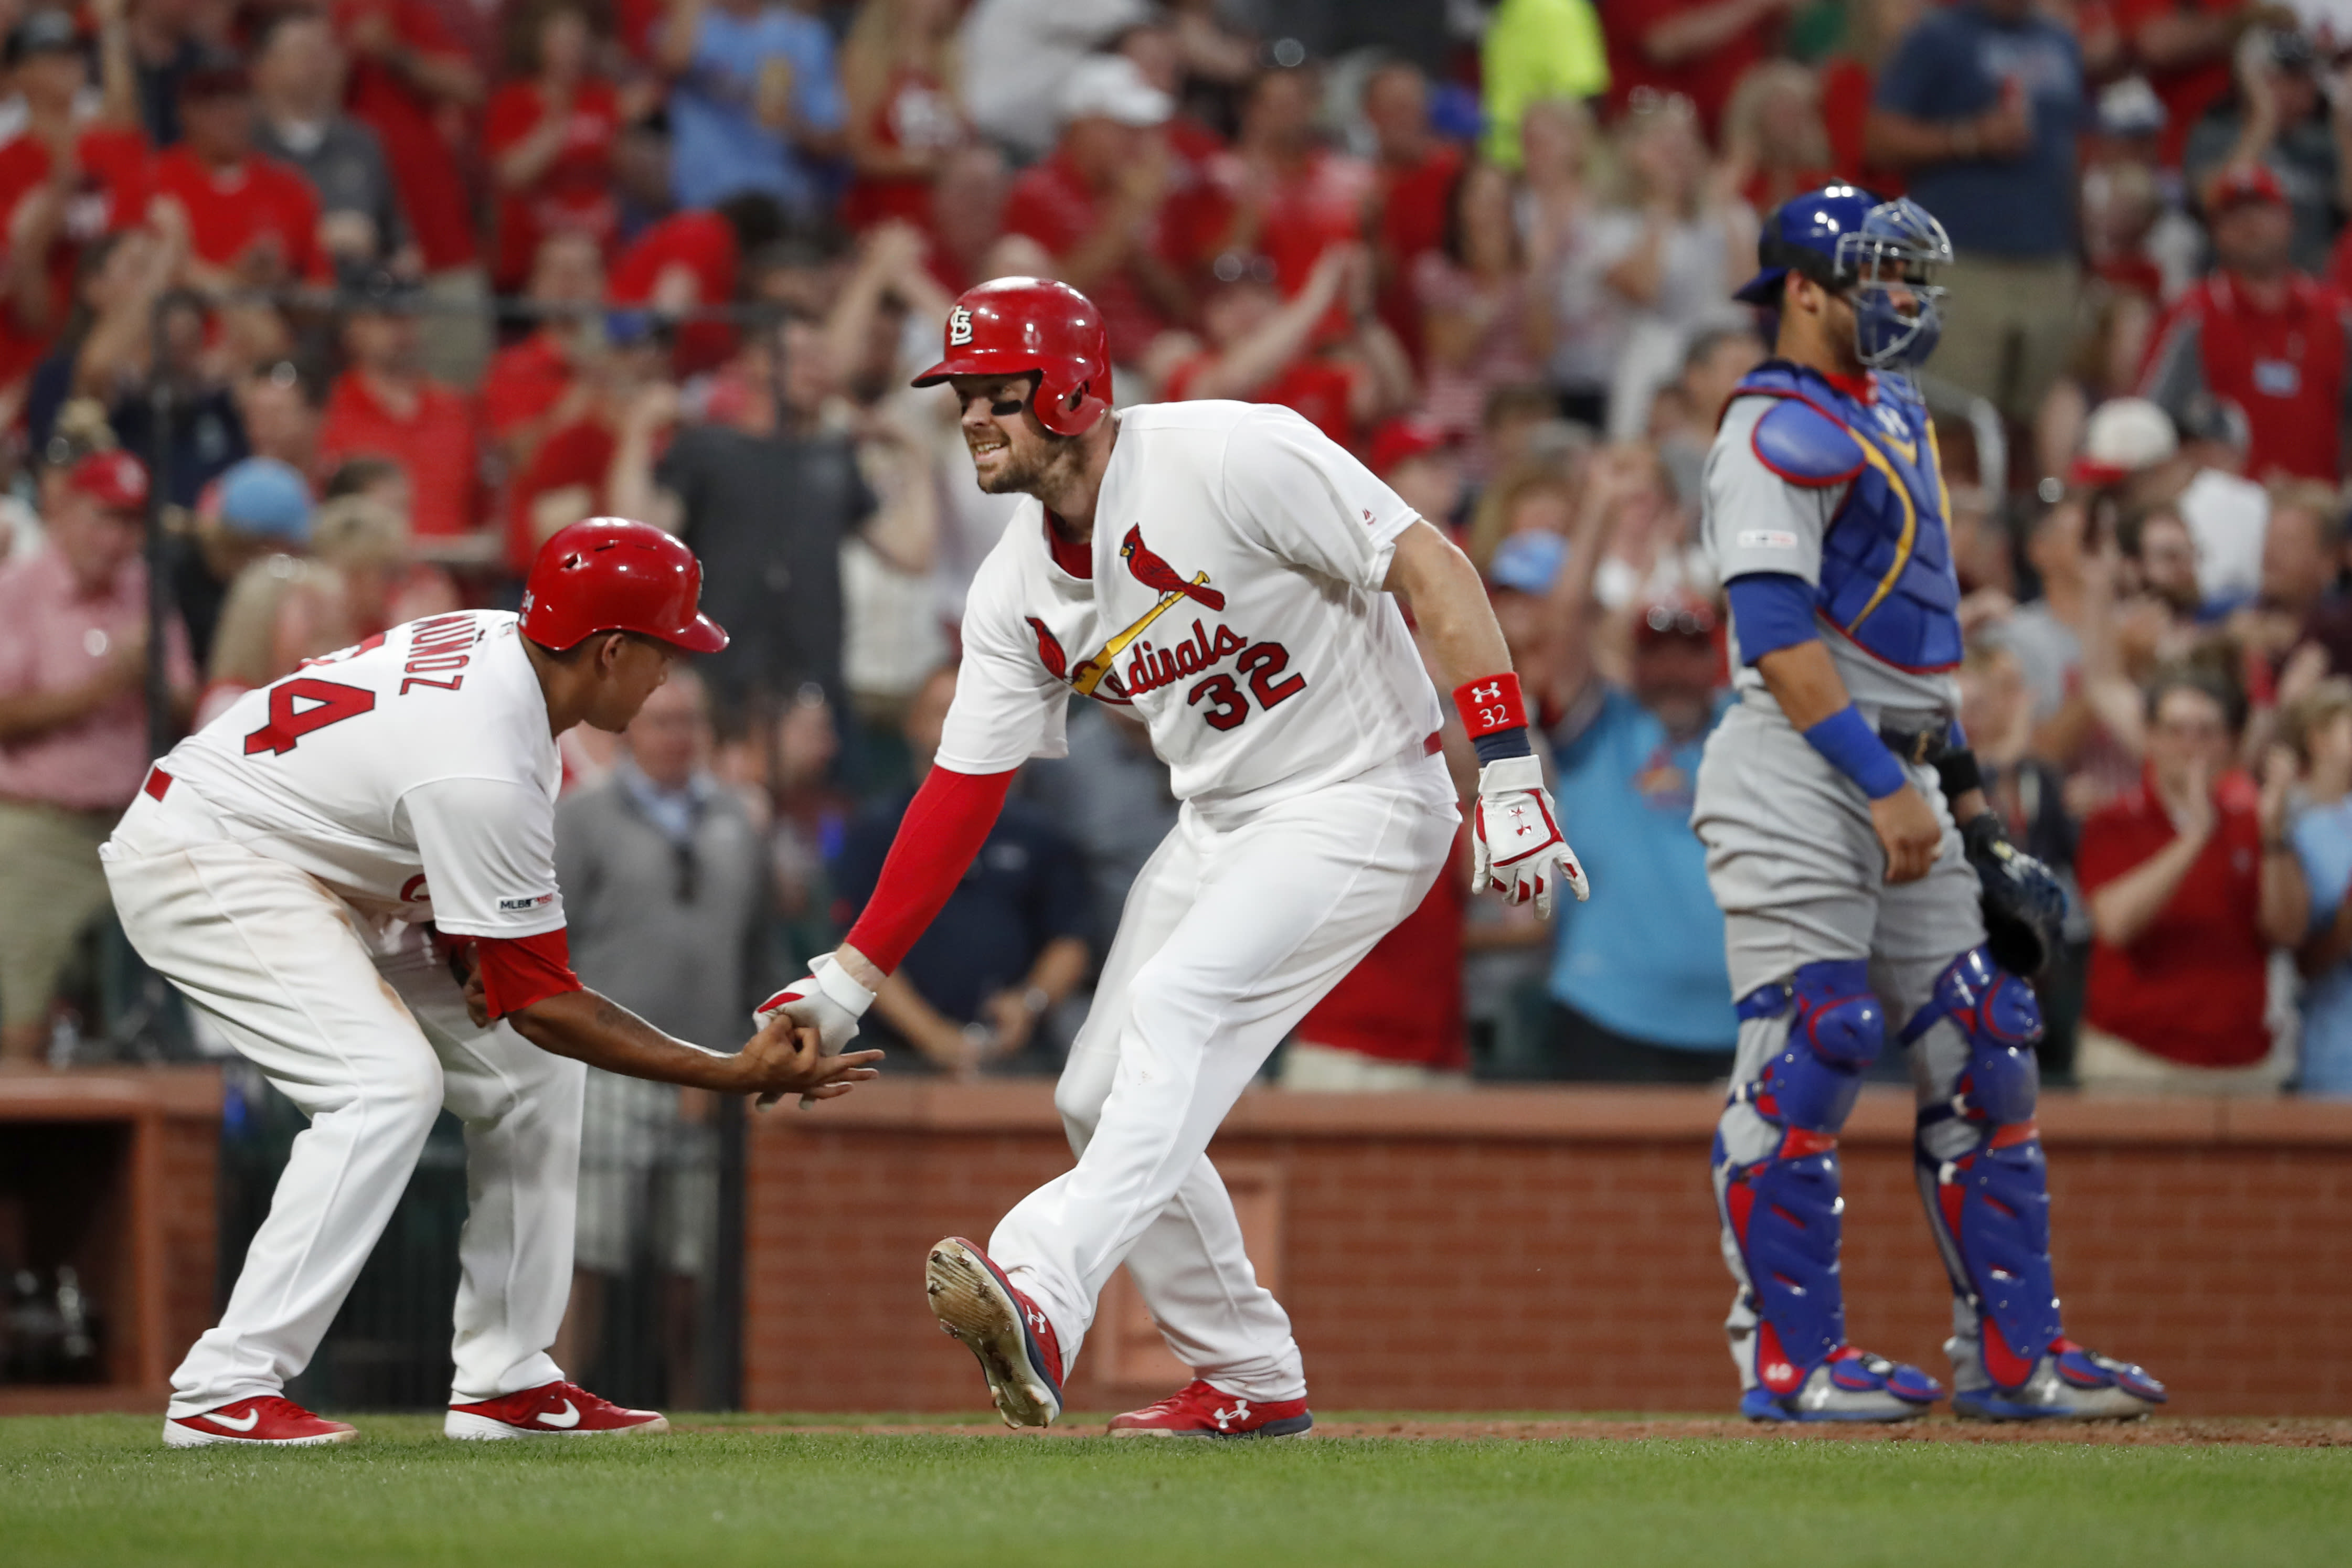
left=1733, top=184, right=1881, bottom=305
left=1487, top=530, right=1568, bottom=597
left=216, top=457, right=314, bottom=541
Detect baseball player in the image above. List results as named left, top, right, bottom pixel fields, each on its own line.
left=105, top=519, right=878, bottom=1448
left=759, top=278, right=1585, bottom=1436
left=1696, top=187, right=2165, bottom=1421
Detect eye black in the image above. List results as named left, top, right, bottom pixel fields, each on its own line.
left=990, top=399, right=1024, bottom=417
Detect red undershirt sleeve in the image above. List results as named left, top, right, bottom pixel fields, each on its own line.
left=843, top=764, right=1018, bottom=975
left=471, top=928, right=584, bottom=1020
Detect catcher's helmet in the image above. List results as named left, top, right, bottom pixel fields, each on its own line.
left=520, top=517, right=728, bottom=654
left=911, top=276, right=1113, bottom=435
left=1734, top=185, right=1953, bottom=369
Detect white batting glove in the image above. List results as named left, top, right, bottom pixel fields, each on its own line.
left=1472, top=755, right=1590, bottom=920
left=751, top=953, right=876, bottom=1109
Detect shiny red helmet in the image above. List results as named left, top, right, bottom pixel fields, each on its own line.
left=910, top=276, right=1113, bottom=436
left=520, top=517, right=728, bottom=654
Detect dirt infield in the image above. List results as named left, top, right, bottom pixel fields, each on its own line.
left=697, top=1416, right=2352, bottom=1446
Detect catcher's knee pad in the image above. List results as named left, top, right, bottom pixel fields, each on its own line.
left=1715, top=960, right=1884, bottom=1394
left=1906, top=946, right=2062, bottom=1390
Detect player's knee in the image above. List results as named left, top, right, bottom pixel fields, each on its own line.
left=1914, top=946, right=2042, bottom=1125
left=1733, top=961, right=1882, bottom=1136
left=367, top=1052, right=445, bottom=1131
left=1790, top=960, right=1884, bottom=1068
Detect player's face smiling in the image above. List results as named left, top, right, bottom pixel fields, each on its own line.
left=950, top=374, right=1065, bottom=495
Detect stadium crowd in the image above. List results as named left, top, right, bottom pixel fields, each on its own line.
left=6, top=0, right=2352, bottom=1106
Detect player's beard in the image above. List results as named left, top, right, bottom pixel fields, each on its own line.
left=974, top=429, right=1084, bottom=497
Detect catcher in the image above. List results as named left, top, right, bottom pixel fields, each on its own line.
left=1693, top=187, right=2165, bottom=1421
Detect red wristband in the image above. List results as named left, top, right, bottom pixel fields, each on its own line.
left=1452, top=673, right=1528, bottom=739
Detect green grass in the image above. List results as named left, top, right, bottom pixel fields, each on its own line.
left=3, top=1414, right=2348, bottom=1567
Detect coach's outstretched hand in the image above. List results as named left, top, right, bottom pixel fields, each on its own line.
left=734, top=1013, right=883, bottom=1110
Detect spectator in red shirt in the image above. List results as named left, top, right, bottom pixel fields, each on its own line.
left=317, top=270, right=483, bottom=545
left=0, top=9, right=150, bottom=392
left=2140, top=165, right=2352, bottom=483
left=921, top=142, right=1012, bottom=296
left=146, top=57, right=325, bottom=369
left=1363, top=59, right=1463, bottom=368
left=609, top=190, right=785, bottom=378
left=1162, top=243, right=1411, bottom=454
left=1818, top=0, right=1914, bottom=195
left=1719, top=60, right=1836, bottom=212
left=2118, top=0, right=2258, bottom=170
left=1003, top=53, right=1190, bottom=368
left=504, top=319, right=672, bottom=576
left=1182, top=64, right=1372, bottom=307
left=1602, top=0, right=1794, bottom=141
left=2076, top=663, right=2304, bottom=1091
left=483, top=1, right=625, bottom=295
left=837, top=0, right=969, bottom=234
left=334, top=0, right=489, bottom=384
left=481, top=230, right=606, bottom=473
left=0, top=449, right=193, bottom=1065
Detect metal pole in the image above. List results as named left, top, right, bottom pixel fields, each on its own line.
left=141, top=290, right=191, bottom=763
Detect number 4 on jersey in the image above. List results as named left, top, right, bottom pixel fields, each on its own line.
left=244, top=678, right=376, bottom=755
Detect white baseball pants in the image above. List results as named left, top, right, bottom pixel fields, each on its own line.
left=102, top=789, right=583, bottom=1418
left=992, top=751, right=1456, bottom=1401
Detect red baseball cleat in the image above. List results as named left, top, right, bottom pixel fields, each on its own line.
left=1109, top=1379, right=1313, bottom=1438
left=924, top=1236, right=1064, bottom=1428
left=164, top=1395, right=358, bottom=1448
left=443, top=1380, right=669, bottom=1440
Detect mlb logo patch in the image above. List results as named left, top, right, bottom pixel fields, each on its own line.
left=1738, top=529, right=1799, bottom=550
left=498, top=893, right=556, bottom=912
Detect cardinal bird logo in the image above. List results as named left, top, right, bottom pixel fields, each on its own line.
left=1120, top=526, right=1225, bottom=611
left=1025, top=616, right=1069, bottom=679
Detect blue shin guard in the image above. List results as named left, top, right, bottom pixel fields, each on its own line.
left=1906, top=948, right=2165, bottom=1417
left=1718, top=961, right=1940, bottom=1419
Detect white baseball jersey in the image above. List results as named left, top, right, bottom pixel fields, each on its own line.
left=139, top=610, right=566, bottom=941
left=936, top=401, right=1443, bottom=806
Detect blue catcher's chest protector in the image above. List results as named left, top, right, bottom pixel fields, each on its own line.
left=1739, top=361, right=1963, bottom=674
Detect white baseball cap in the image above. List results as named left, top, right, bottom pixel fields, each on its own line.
left=2071, top=397, right=2178, bottom=485
left=1059, top=54, right=1173, bottom=129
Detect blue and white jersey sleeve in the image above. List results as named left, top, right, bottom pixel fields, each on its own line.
left=1702, top=396, right=1850, bottom=591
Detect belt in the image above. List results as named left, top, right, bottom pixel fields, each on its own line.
left=1878, top=723, right=1952, bottom=767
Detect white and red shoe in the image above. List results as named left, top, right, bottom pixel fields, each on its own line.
left=1109, top=1379, right=1313, bottom=1439
left=164, top=1395, right=358, bottom=1448
left=924, top=1236, right=1065, bottom=1428
left=444, top=1380, right=669, bottom=1440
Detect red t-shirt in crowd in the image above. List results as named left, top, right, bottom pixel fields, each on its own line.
left=478, top=330, right=577, bottom=450
left=1294, top=829, right=1468, bottom=1068
left=0, top=124, right=149, bottom=383
left=2075, top=769, right=2272, bottom=1069
left=483, top=79, right=621, bottom=292
left=1819, top=58, right=1904, bottom=197
left=147, top=147, right=328, bottom=281
left=336, top=0, right=479, bottom=271
left=1600, top=0, right=1779, bottom=138
left=1004, top=148, right=1174, bottom=365
left=839, top=65, right=966, bottom=233
left=319, top=371, right=482, bottom=538
left=610, top=209, right=740, bottom=375
left=1374, top=141, right=1462, bottom=361
left=504, top=414, right=614, bottom=574
left=2116, top=0, right=2239, bottom=169
left=2140, top=270, right=2351, bottom=482
left=1163, top=353, right=1361, bottom=452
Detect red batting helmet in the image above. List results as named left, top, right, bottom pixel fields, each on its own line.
left=910, top=276, right=1113, bottom=436
left=520, top=518, right=729, bottom=654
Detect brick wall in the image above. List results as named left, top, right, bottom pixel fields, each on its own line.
left=744, top=1084, right=2352, bottom=1416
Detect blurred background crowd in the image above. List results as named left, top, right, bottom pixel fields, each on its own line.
left=12, top=0, right=2352, bottom=1133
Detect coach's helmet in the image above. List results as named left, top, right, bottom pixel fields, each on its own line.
left=520, top=517, right=729, bottom=654
left=911, top=276, right=1113, bottom=436
left=1734, top=185, right=1953, bottom=370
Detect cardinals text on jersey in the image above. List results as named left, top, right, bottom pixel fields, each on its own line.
left=935, top=402, right=1443, bottom=806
